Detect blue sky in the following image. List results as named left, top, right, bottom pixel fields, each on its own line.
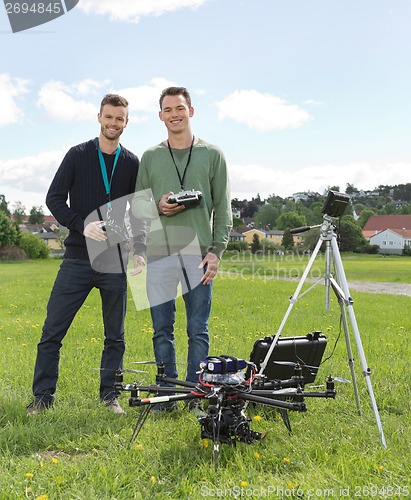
left=1, top=0, right=410, bottom=214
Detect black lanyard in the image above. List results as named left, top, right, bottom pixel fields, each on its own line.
left=167, top=135, right=195, bottom=190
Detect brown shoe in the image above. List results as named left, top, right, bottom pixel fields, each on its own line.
left=103, top=398, right=125, bottom=415
left=27, top=400, right=53, bottom=416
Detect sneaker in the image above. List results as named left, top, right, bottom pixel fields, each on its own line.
left=188, top=399, right=206, bottom=418
left=152, top=401, right=178, bottom=413
left=26, top=400, right=53, bottom=416
left=103, top=398, right=125, bottom=415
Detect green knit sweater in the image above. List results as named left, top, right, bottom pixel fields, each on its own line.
left=132, top=139, right=232, bottom=258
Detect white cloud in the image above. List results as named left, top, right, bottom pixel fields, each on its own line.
left=228, top=161, right=411, bottom=200
left=118, top=77, right=176, bottom=114
left=303, top=99, right=326, bottom=106
left=78, top=0, right=209, bottom=23
left=35, top=78, right=176, bottom=123
left=37, top=80, right=102, bottom=122
left=0, top=74, right=30, bottom=126
left=0, top=148, right=67, bottom=196
left=2, top=153, right=410, bottom=213
left=74, top=79, right=111, bottom=96
left=216, top=90, right=311, bottom=131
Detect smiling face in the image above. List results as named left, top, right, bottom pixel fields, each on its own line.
left=159, top=94, right=194, bottom=136
left=98, top=103, right=128, bottom=143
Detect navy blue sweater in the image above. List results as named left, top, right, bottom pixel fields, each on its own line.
left=46, top=138, right=145, bottom=261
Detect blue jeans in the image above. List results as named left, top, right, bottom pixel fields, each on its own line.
left=147, top=255, right=212, bottom=384
left=32, top=258, right=127, bottom=404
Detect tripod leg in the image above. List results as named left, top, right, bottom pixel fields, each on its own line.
left=330, top=237, right=387, bottom=448
left=337, top=296, right=362, bottom=415
left=259, top=235, right=323, bottom=375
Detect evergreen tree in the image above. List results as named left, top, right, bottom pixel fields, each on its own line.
left=0, top=194, right=10, bottom=216
left=251, top=233, right=261, bottom=254
left=281, top=228, right=294, bottom=251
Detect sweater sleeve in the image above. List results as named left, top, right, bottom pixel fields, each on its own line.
left=210, top=148, right=233, bottom=258
left=46, top=147, right=85, bottom=235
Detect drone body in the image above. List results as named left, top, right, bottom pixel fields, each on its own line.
left=116, top=345, right=336, bottom=471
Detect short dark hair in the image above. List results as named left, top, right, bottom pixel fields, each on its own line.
left=100, top=94, right=129, bottom=114
left=159, top=87, right=192, bottom=110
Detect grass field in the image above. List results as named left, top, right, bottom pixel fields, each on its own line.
left=0, top=255, right=410, bottom=499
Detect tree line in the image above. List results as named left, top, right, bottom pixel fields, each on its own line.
left=2, top=182, right=411, bottom=258
left=230, top=183, right=411, bottom=253
left=0, top=194, right=49, bottom=260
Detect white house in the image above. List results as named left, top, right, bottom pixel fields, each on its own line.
left=369, top=229, right=411, bottom=255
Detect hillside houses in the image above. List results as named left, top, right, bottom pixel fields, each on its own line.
left=229, top=227, right=304, bottom=247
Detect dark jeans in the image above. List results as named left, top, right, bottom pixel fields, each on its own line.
left=32, top=258, right=127, bottom=404
left=147, top=255, right=212, bottom=384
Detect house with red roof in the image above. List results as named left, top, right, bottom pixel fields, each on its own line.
left=363, top=215, right=411, bottom=254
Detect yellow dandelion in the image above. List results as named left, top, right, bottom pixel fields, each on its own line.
left=134, top=443, right=143, bottom=451
left=288, top=483, right=295, bottom=489
left=283, top=457, right=290, bottom=464
left=252, top=415, right=261, bottom=422
left=254, top=452, right=260, bottom=460
left=202, top=439, right=209, bottom=448
left=51, top=457, right=58, bottom=464
left=241, top=481, right=248, bottom=487
left=25, top=473, right=34, bottom=479
left=35, top=495, right=48, bottom=500
left=378, top=465, right=384, bottom=472
left=150, top=476, right=156, bottom=484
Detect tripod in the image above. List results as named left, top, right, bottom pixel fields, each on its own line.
left=259, top=214, right=387, bottom=448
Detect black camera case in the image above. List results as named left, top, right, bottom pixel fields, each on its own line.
left=249, top=331, right=327, bottom=383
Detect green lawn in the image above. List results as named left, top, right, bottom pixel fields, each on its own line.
left=0, top=257, right=410, bottom=499
left=221, top=251, right=411, bottom=283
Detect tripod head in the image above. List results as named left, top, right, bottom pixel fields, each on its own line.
left=290, top=190, right=350, bottom=238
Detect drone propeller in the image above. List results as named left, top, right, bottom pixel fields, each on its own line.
left=131, top=360, right=186, bottom=366
left=92, top=367, right=148, bottom=374
left=273, top=360, right=319, bottom=371
left=306, top=374, right=350, bottom=389
left=273, top=360, right=299, bottom=367
left=333, top=376, right=350, bottom=383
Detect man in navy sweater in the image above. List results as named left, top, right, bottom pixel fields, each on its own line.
left=27, top=94, right=145, bottom=416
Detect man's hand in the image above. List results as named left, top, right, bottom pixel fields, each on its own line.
left=83, top=221, right=107, bottom=241
left=157, top=192, right=185, bottom=217
left=199, top=252, right=220, bottom=285
left=129, top=254, right=146, bottom=276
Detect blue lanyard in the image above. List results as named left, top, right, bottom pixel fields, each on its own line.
left=97, top=145, right=121, bottom=208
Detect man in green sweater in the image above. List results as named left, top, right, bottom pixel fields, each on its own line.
left=132, top=86, right=232, bottom=413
